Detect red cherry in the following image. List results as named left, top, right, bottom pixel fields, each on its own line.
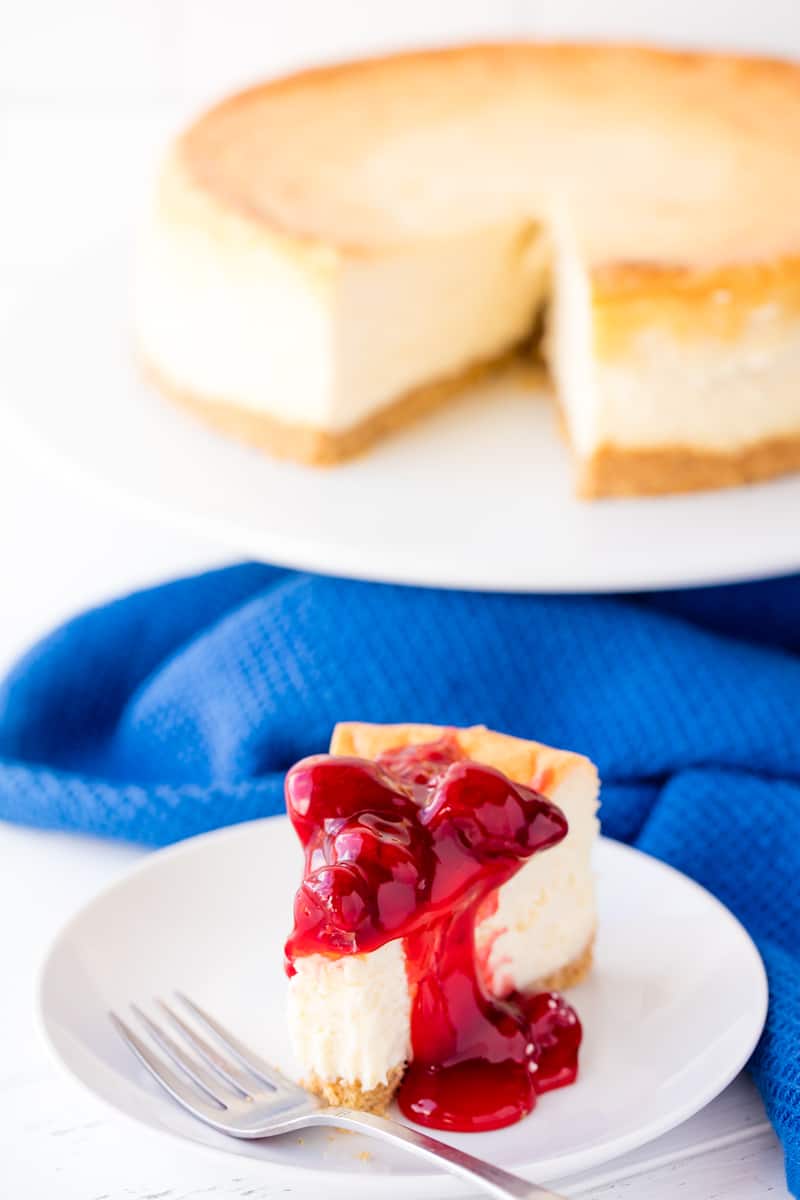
left=285, top=756, right=408, bottom=843
left=331, top=817, right=421, bottom=886
left=523, top=991, right=582, bottom=1093
left=287, top=863, right=375, bottom=955
left=423, top=763, right=568, bottom=860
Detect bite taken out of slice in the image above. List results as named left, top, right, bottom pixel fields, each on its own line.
left=284, top=723, right=599, bottom=1131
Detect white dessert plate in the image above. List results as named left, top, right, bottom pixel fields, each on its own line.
left=39, top=817, right=767, bottom=1197
left=4, top=239, right=800, bottom=593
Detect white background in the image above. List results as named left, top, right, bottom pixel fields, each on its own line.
left=1, top=2, right=798, bottom=1196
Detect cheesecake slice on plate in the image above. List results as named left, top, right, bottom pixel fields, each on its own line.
left=137, top=44, right=800, bottom=496
left=284, top=723, right=599, bottom=1130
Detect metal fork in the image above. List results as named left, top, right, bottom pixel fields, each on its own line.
left=111, top=992, right=565, bottom=1200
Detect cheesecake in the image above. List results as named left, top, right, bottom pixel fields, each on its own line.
left=284, top=723, right=599, bottom=1130
left=136, top=44, right=800, bottom=497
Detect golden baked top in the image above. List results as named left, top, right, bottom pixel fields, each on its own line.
left=592, top=256, right=800, bottom=353
left=330, top=722, right=597, bottom=798
left=174, top=43, right=800, bottom=266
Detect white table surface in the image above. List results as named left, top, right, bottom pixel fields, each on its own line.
left=1, top=2, right=797, bottom=1195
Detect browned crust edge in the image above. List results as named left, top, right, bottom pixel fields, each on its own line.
left=580, top=433, right=800, bottom=498
left=150, top=349, right=800, bottom=495
left=143, top=351, right=511, bottom=466
left=304, top=1065, right=405, bottom=1114
left=536, top=934, right=595, bottom=992
left=330, top=720, right=594, bottom=800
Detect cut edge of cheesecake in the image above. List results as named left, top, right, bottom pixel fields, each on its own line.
left=299, top=937, right=595, bottom=1114
left=137, top=200, right=800, bottom=494
left=287, top=722, right=600, bottom=1114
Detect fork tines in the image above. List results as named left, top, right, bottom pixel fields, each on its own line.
left=110, top=991, right=307, bottom=1125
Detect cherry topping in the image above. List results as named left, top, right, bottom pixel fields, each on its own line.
left=285, top=735, right=583, bottom=1131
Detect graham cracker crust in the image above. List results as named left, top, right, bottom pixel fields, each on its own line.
left=579, top=432, right=800, bottom=498
left=146, top=351, right=800, bottom=496
left=304, top=1065, right=405, bottom=1113
left=143, top=351, right=510, bottom=467
left=536, top=935, right=594, bottom=991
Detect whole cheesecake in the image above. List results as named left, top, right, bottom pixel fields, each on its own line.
left=136, top=43, right=800, bottom=497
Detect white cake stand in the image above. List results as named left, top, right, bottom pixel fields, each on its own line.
left=4, top=239, right=799, bottom=592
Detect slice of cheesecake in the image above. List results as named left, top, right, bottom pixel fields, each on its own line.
left=285, top=723, right=599, bottom=1125
left=136, top=44, right=800, bottom=496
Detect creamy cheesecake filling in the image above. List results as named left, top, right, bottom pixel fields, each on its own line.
left=334, top=221, right=548, bottom=429
left=135, top=206, right=336, bottom=429
left=139, top=173, right=800, bottom=479
left=137, top=209, right=549, bottom=434
left=592, top=321, right=800, bottom=451
left=546, top=223, right=800, bottom=460
left=289, top=942, right=411, bottom=1092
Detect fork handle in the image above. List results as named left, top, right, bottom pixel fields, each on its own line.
left=316, top=1107, right=566, bottom=1200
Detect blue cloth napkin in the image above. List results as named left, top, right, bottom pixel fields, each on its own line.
left=1, top=563, right=798, bottom=1191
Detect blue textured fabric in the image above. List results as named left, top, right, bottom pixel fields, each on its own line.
left=1, top=564, right=798, bottom=1191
